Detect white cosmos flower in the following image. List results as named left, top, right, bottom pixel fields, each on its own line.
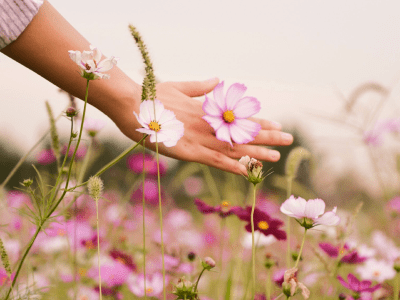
left=280, top=196, right=340, bottom=228
left=68, top=45, right=118, bottom=80
left=134, top=100, right=184, bottom=147
left=356, top=258, right=396, bottom=283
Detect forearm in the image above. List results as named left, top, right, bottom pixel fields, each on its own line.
left=1, top=0, right=142, bottom=141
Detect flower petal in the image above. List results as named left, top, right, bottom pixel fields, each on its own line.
left=81, top=50, right=93, bottom=63
left=203, top=94, right=223, bottom=117
left=315, top=208, right=340, bottom=226
left=229, top=123, right=254, bottom=144
left=225, top=83, right=247, bottom=110
left=304, top=199, right=326, bottom=219
left=232, top=96, right=261, bottom=118
left=203, top=115, right=224, bottom=132
left=97, top=56, right=118, bottom=73
left=90, top=45, right=102, bottom=63
left=158, top=109, right=177, bottom=125
left=215, top=124, right=233, bottom=146
left=232, top=119, right=261, bottom=140
left=68, top=50, right=81, bottom=65
left=337, top=276, right=351, bottom=290
left=347, top=273, right=360, bottom=291
left=153, top=99, right=165, bottom=122
left=213, top=81, right=226, bottom=111
left=319, top=243, right=339, bottom=257
left=280, top=196, right=307, bottom=219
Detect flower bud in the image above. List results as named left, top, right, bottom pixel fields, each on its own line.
left=264, top=253, right=275, bottom=269
left=239, top=156, right=265, bottom=185
left=21, top=178, right=33, bottom=187
left=394, top=257, right=400, bottom=273
left=202, top=257, right=216, bottom=270
left=338, top=293, right=346, bottom=300
left=66, top=107, right=78, bottom=118
left=282, top=282, right=292, bottom=297
left=88, top=176, right=104, bottom=201
left=173, top=277, right=197, bottom=299
left=187, top=252, right=196, bottom=262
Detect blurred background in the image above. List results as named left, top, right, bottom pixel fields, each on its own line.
left=1, top=0, right=400, bottom=200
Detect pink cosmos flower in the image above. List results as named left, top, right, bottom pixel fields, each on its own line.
left=280, top=196, right=340, bottom=228
left=202, top=81, right=261, bottom=146
left=356, top=259, right=396, bottom=283
left=78, top=117, right=106, bottom=137
left=87, top=261, right=132, bottom=287
left=134, top=99, right=184, bottom=147
left=127, top=273, right=166, bottom=298
left=36, top=148, right=56, bottom=165
left=126, top=152, right=167, bottom=176
left=319, top=243, right=367, bottom=264
left=337, top=273, right=380, bottom=295
left=68, top=45, right=118, bottom=80
left=62, top=143, right=87, bottom=159
left=194, top=198, right=241, bottom=218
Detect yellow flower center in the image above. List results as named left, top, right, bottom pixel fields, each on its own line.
left=149, top=121, right=161, bottom=132
left=81, top=296, right=88, bottom=300
left=221, top=201, right=230, bottom=208
left=116, top=257, right=125, bottom=265
left=373, top=271, right=380, bottom=277
left=57, top=229, right=66, bottom=236
left=258, top=221, right=269, bottom=230
left=146, top=287, right=154, bottom=293
left=78, top=268, right=86, bottom=276
left=223, top=110, right=235, bottom=123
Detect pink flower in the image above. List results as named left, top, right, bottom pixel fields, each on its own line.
left=87, top=261, right=131, bottom=287
left=356, top=259, right=396, bottom=283
left=337, top=273, right=380, bottom=294
left=36, top=148, right=56, bottom=165
left=134, top=99, right=184, bottom=147
left=202, top=81, right=261, bottom=146
left=127, top=273, right=166, bottom=298
left=319, top=243, right=367, bottom=264
left=127, top=152, right=167, bottom=176
left=130, top=178, right=164, bottom=206
left=68, top=45, right=118, bottom=80
left=280, top=196, right=340, bottom=228
left=79, top=117, right=106, bottom=137
left=62, top=143, right=87, bottom=160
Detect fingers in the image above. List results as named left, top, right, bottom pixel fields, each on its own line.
left=197, top=146, right=248, bottom=176
left=222, top=144, right=281, bottom=162
left=250, top=129, right=293, bottom=146
left=171, top=78, right=220, bottom=97
left=250, top=117, right=282, bottom=131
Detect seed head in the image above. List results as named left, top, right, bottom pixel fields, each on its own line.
left=88, top=176, right=104, bottom=201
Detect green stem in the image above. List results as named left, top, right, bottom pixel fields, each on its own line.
left=394, top=272, right=399, bottom=300
left=266, top=268, right=271, bottom=300
left=194, top=268, right=206, bottom=293
left=293, top=228, right=307, bottom=269
left=286, top=177, right=293, bottom=268
left=5, top=80, right=91, bottom=300
left=250, top=184, right=257, bottom=300
left=242, top=233, right=261, bottom=300
left=142, top=139, right=147, bottom=300
left=155, top=135, right=166, bottom=300
left=217, top=217, right=226, bottom=300
left=96, top=199, right=102, bottom=300
left=200, top=165, right=221, bottom=203
left=0, top=110, right=65, bottom=191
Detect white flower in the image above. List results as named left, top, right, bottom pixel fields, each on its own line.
left=68, top=45, right=118, bottom=80
left=356, top=258, right=396, bottom=283
left=241, top=231, right=277, bottom=249
left=371, top=231, right=400, bottom=262
left=134, top=100, right=184, bottom=147
left=280, top=196, right=340, bottom=229
left=81, top=117, right=106, bottom=137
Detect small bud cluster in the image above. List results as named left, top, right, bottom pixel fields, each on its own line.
left=202, top=257, right=216, bottom=270
left=65, top=107, right=78, bottom=118
left=20, top=178, right=33, bottom=187
left=172, top=277, right=197, bottom=300
left=88, top=176, right=104, bottom=201
left=239, top=155, right=265, bottom=185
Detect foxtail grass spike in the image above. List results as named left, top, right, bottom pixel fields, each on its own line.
left=285, top=147, right=311, bottom=179
left=0, top=237, right=11, bottom=275
left=45, top=101, right=61, bottom=165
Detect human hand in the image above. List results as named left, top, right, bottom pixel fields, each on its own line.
left=123, top=78, right=293, bottom=175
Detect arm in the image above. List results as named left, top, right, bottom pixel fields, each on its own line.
left=1, top=0, right=293, bottom=175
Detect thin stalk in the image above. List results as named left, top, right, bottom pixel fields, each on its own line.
left=96, top=199, right=102, bottom=300
left=242, top=232, right=261, bottom=300
left=194, top=268, right=206, bottom=293
left=250, top=184, right=257, bottom=300
left=217, top=217, right=226, bottom=300
left=5, top=80, right=91, bottom=300
left=0, top=110, right=65, bottom=191
left=286, top=177, right=293, bottom=268
left=266, top=268, right=271, bottom=300
left=142, top=139, right=147, bottom=300
left=293, top=229, right=307, bottom=269
left=394, top=272, right=399, bottom=300
left=200, top=165, right=222, bottom=203
left=155, top=134, right=166, bottom=300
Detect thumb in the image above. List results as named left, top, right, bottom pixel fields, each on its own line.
left=172, top=77, right=219, bottom=97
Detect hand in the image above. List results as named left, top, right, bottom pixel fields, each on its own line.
left=124, top=78, right=294, bottom=175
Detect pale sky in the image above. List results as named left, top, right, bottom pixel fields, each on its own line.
left=1, top=0, right=400, bottom=194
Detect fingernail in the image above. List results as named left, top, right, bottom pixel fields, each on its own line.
left=281, top=133, right=293, bottom=144
left=270, top=150, right=280, bottom=160
left=271, top=121, right=281, bottom=130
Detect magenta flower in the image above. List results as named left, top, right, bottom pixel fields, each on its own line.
left=387, top=196, right=400, bottom=215
left=337, top=274, right=380, bottom=294
left=194, top=198, right=241, bottom=218
left=233, top=206, right=286, bottom=240
left=109, top=249, right=137, bottom=272
left=126, top=152, right=167, bottom=176
left=36, top=148, right=56, bottom=165
left=202, top=81, right=261, bottom=146
left=130, top=178, right=164, bottom=206
left=319, top=243, right=367, bottom=264
left=62, top=143, right=87, bottom=160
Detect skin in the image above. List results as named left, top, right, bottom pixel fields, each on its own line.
left=1, top=0, right=293, bottom=175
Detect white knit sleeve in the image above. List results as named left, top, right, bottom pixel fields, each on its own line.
left=0, top=0, right=44, bottom=50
